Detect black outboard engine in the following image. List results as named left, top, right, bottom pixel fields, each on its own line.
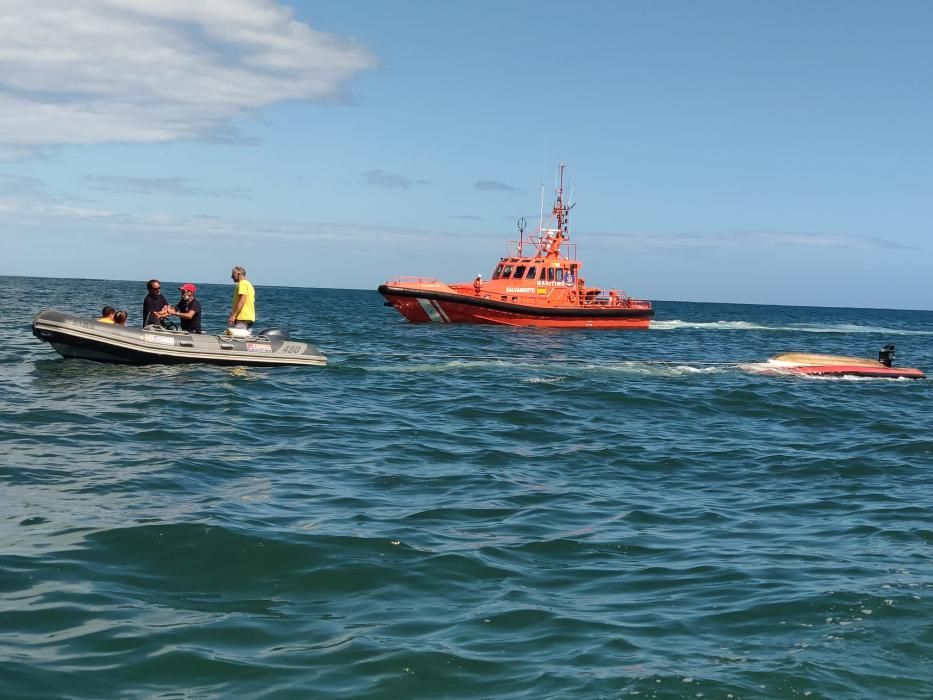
left=878, top=344, right=895, bottom=367
left=257, top=328, right=290, bottom=341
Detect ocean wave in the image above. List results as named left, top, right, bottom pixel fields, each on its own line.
left=4, top=279, right=933, bottom=699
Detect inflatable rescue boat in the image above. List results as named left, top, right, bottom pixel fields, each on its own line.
left=32, top=309, right=327, bottom=367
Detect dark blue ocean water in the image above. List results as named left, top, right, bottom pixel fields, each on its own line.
left=2, top=275, right=932, bottom=699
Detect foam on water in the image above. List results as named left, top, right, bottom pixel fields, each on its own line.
left=360, top=356, right=731, bottom=378
left=655, top=318, right=933, bottom=336
left=651, top=319, right=771, bottom=331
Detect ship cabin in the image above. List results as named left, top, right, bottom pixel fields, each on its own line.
left=490, top=256, right=579, bottom=288
left=487, top=252, right=614, bottom=306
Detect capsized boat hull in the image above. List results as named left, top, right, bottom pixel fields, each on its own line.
left=757, top=352, right=924, bottom=379
left=32, top=309, right=327, bottom=367
left=378, top=284, right=654, bottom=328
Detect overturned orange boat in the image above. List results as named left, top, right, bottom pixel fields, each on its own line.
left=755, top=345, right=925, bottom=379
left=378, top=165, right=653, bottom=328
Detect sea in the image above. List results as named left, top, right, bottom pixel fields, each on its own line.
left=2, top=275, right=932, bottom=699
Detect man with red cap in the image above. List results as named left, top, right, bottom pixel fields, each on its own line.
left=168, top=283, right=202, bottom=333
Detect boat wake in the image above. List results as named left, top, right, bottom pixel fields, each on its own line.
left=366, top=359, right=510, bottom=374
left=651, top=320, right=769, bottom=331
left=654, top=320, right=933, bottom=335
left=523, top=376, right=568, bottom=384
left=350, top=354, right=730, bottom=378
left=343, top=353, right=923, bottom=380
left=587, top=361, right=726, bottom=377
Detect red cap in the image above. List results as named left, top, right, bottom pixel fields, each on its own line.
left=178, top=283, right=197, bottom=293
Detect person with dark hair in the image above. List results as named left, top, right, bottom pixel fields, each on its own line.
left=113, top=310, right=128, bottom=326
left=96, top=306, right=116, bottom=324
left=143, top=279, right=170, bottom=327
left=167, top=283, right=202, bottom=333
left=227, top=266, right=255, bottom=330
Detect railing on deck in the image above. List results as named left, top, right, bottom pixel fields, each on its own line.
left=584, top=292, right=653, bottom=309
left=503, top=239, right=577, bottom=262
left=388, top=276, right=439, bottom=285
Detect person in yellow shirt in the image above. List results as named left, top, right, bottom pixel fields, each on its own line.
left=228, top=266, right=256, bottom=330
left=96, top=306, right=116, bottom=324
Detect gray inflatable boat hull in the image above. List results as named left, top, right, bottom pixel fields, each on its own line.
left=32, top=309, right=327, bottom=367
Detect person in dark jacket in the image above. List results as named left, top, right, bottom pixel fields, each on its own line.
left=143, top=279, right=170, bottom=327
left=168, top=283, right=202, bottom=333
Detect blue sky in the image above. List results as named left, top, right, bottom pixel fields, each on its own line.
left=1, top=0, right=931, bottom=309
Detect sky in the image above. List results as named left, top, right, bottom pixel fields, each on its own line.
left=1, top=0, right=931, bottom=309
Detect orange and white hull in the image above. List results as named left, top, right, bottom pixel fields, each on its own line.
left=379, top=165, right=653, bottom=330
left=378, top=284, right=653, bottom=329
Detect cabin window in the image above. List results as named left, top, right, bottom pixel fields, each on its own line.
left=546, top=268, right=554, bottom=281
left=555, top=269, right=564, bottom=282
left=526, top=266, right=537, bottom=279
left=493, top=264, right=504, bottom=280
left=514, top=265, right=526, bottom=279
left=502, top=265, right=513, bottom=278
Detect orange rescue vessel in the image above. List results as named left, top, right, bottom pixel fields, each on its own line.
left=378, top=165, right=653, bottom=328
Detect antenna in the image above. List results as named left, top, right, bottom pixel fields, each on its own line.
left=566, top=185, right=574, bottom=238
left=538, top=185, right=545, bottom=236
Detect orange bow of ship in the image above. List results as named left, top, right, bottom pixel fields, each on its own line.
left=378, top=165, right=654, bottom=329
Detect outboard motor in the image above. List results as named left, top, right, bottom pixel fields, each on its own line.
left=257, top=328, right=290, bottom=341
left=878, top=344, right=896, bottom=367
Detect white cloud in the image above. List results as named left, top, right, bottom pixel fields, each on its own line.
left=0, top=0, right=376, bottom=157
left=589, top=229, right=918, bottom=252
left=474, top=180, right=522, bottom=194
left=84, top=174, right=250, bottom=199
left=0, top=177, right=452, bottom=245
left=362, top=170, right=432, bottom=190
